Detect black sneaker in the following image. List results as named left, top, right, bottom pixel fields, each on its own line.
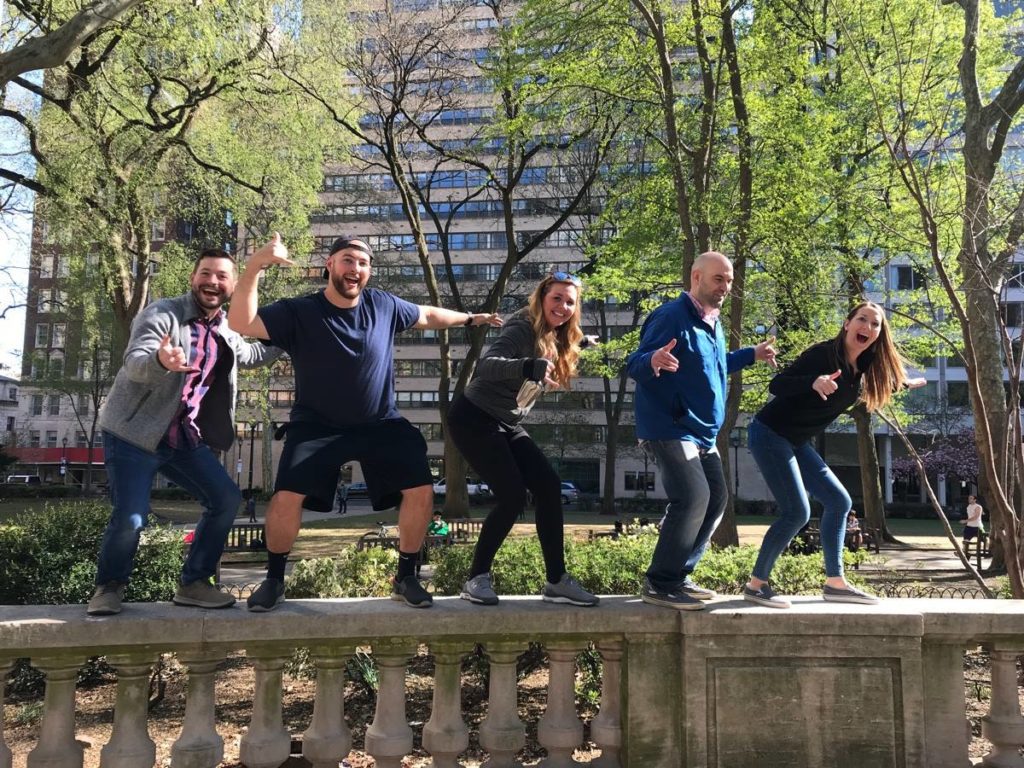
left=742, top=583, right=791, bottom=609
left=640, top=579, right=704, bottom=611
left=247, top=578, right=285, bottom=612
left=823, top=583, right=879, bottom=605
left=392, top=575, right=433, bottom=608
left=680, top=579, right=717, bottom=601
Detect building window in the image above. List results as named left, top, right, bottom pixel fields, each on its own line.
left=76, top=431, right=88, bottom=448
left=7, top=387, right=15, bottom=401
left=29, top=430, right=40, bottom=448
left=56, top=256, right=70, bottom=277
left=48, top=395, right=61, bottom=416
left=49, top=353, right=64, bottom=377
left=36, top=289, right=51, bottom=313
left=5, top=416, right=14, bottom=432
left=35, top=323, right=49, bottom=347
left=624, top=471, right=656, bottom=492
left=51, top=323, right=66, bottom=348
left=151, top=218, right=167, bottom=242
left=78, top=394, right=90, bottom=416
left=31, top=394, right=43, bottom=416
left=45, top=430, right=58, bottom=448
left=893, top=264, right=927, bottom=290
left=39, top=256, right=54, bottom=279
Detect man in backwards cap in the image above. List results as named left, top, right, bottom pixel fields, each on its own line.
left=228, top=234, right=501, bottom=610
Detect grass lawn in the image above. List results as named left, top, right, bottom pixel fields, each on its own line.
left=0, top=497, right=963, bottom=554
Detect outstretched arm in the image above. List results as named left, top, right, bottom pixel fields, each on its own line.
left=413, top=306, right=503, bottom=330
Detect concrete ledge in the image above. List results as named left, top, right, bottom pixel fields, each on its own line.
left=2, top=596, right=1023, bottom=655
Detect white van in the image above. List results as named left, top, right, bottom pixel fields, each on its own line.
left=5, top=474, right=42, bottom=485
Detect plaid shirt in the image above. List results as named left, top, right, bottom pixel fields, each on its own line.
left=165, top=308, right=225, bottom=449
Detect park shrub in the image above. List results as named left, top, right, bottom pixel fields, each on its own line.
left=0, top=501, right=185, bottom=695
left=0, top=500, right=184, bottom=606
left=430, top=536, right=869, bottom=597
left=0, top=485, right=80, bottom=500
left=287, top=547, right=398, bottom=599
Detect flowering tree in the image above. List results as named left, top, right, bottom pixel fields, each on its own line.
left=891, top=433, right=979, bottom=486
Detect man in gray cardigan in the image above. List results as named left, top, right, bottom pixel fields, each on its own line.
left=87, top=244, right=281, bottom=615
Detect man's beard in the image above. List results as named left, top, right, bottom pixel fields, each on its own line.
left=331, top=273, right=362, bottom=298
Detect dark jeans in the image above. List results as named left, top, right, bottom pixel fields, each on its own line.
left=446, top=395, right=566, bottom=583
left=644, top=439, right=728, bottom=592
left=95, top=431, right=241, bottom=586
left=747, top=418, right=850, bottom=579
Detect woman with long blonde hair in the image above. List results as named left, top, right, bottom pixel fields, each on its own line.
left=743, top=302, right=925, bottom=608
left=446, top=272, right=598, bottom=606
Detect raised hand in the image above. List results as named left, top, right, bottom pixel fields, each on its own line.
left=755, top=335, right=778, bottom=368
left=812, top=369, right=842, bottom=400
left=157, top=333, right=197, bottom=373
left=651, top=337, right=679, bottom=377
left=249, top=232, right=294, bottom=271
left=477, top=313, right=503, bottom=327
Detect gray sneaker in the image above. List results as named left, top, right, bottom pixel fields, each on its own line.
left=743, top=583, right=791, bottom=609
left=543, top=574, right=599, bottom=607
left=461, top=573, right=499, bottom=605
left=173, top=580, right=236, bottom=609
left=87, top=582, right=125, bottom=616
left=823, top=583, right=879, bottom=605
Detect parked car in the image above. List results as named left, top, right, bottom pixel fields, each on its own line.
left=347, top=482, right=369, bottom=498
left=560, top=481, right=580, bottom=504
left=5, top=474, right=41, bottom=485
left=433, top=478, right=491, bottom=497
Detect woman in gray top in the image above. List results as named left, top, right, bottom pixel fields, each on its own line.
left=447, top=272, right=599, bottom=607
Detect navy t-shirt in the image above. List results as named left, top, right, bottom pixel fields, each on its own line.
left=258, top=288, right=420, bottom=426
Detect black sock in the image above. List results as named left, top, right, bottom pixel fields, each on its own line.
left=267, top=551, right=289, bottom=582
left=397, top=550, right=419, bottom=581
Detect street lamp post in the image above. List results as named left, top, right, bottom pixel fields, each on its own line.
left=60, top=437, right=68, bottom=485
left=247, top=422, right=258, bottom=500
left=729, top=426, right=745, bottom=499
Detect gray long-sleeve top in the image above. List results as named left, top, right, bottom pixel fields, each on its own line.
left=463, top=314, right=549, bottom=425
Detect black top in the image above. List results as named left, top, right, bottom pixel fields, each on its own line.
left=756, top=339, right=875, bottom=445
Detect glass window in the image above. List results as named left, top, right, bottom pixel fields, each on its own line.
left=35, top=324, right=49, bottom=347
left=29, top=430, right=40, bottom=448
left=45, top=430, right=58, bottom=448
left=31, top=394, right=43, bottom=416
left=48, top=395, right=60, bottom=415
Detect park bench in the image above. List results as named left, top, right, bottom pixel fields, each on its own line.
left=449, top=518, right=486, bottom=543
left=356, top=534, right=454, bottom=562
left=224, top=523, right=266, bottom=552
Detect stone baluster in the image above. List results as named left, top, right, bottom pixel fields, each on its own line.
left=170, top=651, right=224, bottom=768
left=27, top=656, right=85, bottom=768
left=422, top=643, right=470, bottom=768
left=478, top=642, right=526, bottom=768
left=1, top=658, right=14, bottom=768
left=981, top=645, right=1024, bottom=768
left=537, top=641, right=584, bottom=768
left=590, top=640, right=622, bottom=768
left=239, top=650, right=291, bottom=768
left=364, top=640, right=416, bottom=768
left=302, top=646, right=352, bottom=768
left=100, top=654, right=157, bottom=768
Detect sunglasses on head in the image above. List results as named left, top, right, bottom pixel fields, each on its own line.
left=549, top=271, right=582, bottom=287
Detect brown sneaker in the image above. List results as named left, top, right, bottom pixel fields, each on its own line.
left=173, top=580, right=236, bottom=609
left=87, top=582, right=125, bottom=616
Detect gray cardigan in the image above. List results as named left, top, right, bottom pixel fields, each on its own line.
left=464, top=314, right=548, bottom=425
left=98, top=293, right=279, bottom=453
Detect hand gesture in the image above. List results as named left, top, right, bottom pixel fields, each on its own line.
left=157, top=334, right=197, bottom=373
left=812, top=370, right=842, bottom=400
left=249, top=232, right=293, bottom=272
left=651, top=338, right=679, bottom=377
left=539, top=358, right=559, bottom=389
left=478, top=313, right=503, bottom=327
left=754, top=335, right=778, bottom=368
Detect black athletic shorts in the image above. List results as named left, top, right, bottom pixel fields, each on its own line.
left=963, top=525, right=980, bottom=541
left=274, top=418, right=433, bottom=512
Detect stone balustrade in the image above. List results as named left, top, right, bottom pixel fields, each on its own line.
left=1, top=596, right=1024, bottom=767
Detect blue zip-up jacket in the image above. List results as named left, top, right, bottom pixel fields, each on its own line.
left=626, top=294, right=755, bottom=447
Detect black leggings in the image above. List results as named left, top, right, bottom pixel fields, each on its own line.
left=446, top=394, right=566, bottom=583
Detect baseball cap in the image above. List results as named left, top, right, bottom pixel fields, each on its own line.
left=322, top=235, right=374, bottom=279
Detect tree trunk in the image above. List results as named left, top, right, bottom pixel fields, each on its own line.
left=850, top=403, right=893, bottom=541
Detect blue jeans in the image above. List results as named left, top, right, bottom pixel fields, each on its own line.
left=644, top=439, right=728, bottom=592
left=95, top=431, right=242, bottom=586
left=747, top=418, right=851, bottom=580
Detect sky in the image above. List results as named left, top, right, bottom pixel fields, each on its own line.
left=0, top=77, right=37, bottom=380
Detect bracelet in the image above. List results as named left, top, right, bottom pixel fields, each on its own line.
left=464, top=313, right=473, bottom=326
